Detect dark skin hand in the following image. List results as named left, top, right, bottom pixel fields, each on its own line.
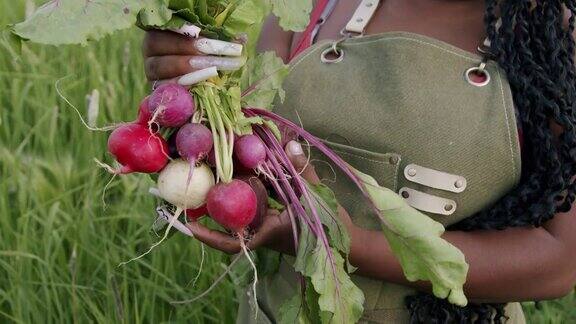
left=144, top=0, right=576, bottom=303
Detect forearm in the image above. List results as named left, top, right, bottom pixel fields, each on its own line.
left=348, top=217, right=576, bottom=303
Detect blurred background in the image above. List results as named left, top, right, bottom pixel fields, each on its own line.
left=0, top=1, right=574, bottom=323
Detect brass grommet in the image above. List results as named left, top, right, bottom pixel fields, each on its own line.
left=401, top=191, right=410, bottom=199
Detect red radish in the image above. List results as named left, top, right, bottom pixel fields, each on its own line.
left=106, top=123, right=169, bottom=174
left=148, top=84, right=195, bottom=127
left=136, top=96, right=152, bottom=125
left=186, top=205, right=208, bottom=222
left=234, top=135, right=266, bottom=169
left=206, top=180, right=257, bottom=233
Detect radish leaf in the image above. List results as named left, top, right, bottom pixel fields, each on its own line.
left=12, top=0, right=171, bottom=45
left=270, top=0, right=313, bottom=31
left=354, top=168, right=469, bottom=306
left=241, top=51, right=289, bottom=109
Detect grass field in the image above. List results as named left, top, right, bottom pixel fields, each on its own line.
left=0, top=1, right=574, bottom=323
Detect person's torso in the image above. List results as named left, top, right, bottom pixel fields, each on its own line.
left=238, top=1, right=526, bottom=323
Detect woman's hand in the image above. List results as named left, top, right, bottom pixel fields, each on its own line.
left=143, top=30, right=245, bottom=86
left=185, top=140, right=358, bottom=255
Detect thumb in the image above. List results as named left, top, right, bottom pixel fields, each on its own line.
left=285, top=140, right=320, bottom=184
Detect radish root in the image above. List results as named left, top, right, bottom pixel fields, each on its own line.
left=171, top=254, right=242, bottom=304
left=118, top=207, right=183, bottom=267
left=55, top=77, right=121, bottom=131
left=239, top=234, right=258, bottom=320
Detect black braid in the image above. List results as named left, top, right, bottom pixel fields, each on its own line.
left=407, top=0, right=576, bottom=322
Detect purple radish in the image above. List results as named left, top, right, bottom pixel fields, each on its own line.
left=234, top=134, right=266, bottom=169
left=148, top=84, right=195, bottom=128
left=176, top=123, right=214, bottom=187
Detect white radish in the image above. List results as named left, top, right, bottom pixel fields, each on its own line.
left=119, top=160, right=214, bottom=267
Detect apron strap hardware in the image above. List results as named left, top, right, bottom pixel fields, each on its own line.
left=399, top=187, right=457, bottom=216
left=404, top=164, right=467, bottom=193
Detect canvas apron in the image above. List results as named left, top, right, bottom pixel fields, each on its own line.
left=236, top=28, right=526, bottom=324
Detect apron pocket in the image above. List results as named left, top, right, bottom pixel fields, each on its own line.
left=312, top=140, right=402, bottom=232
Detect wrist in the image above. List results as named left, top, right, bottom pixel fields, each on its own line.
left=348, top=223, right=367, bottom=267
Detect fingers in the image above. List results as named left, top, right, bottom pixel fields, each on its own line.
left=185, top=221, right=241, bottom=254
left=285, top=140, right=321, bottom=184
left=145, top=55, right=193, bottom=81
left=145, top=55, right=246, bottom=81
left=143, top=30, right=243, bottom=57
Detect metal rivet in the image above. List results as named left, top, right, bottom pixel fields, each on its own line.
left=444, top=204, right=454, bottom=212
left=407, top=168, right=417, bottom=177
left=366, top=2, right=373, bottom=7
left=454, top=179, right=464, bottom=189
left=356, top=18, right=364, bottom=23
left=401, top=191, right=410, bottom=199
left=389, top=156, right=399, bottom=165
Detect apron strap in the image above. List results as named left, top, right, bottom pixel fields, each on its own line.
left=343, top=0, right=382, bottom=35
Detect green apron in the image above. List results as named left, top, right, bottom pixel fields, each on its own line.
left=237, top=31, right=525, bottom=323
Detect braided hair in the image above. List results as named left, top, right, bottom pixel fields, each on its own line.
left=407, top=0, right=576, bottom=322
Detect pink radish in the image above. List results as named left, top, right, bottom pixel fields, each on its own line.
left=149, top=84, right=195, bottom=127
left=234, top=135, right=266, bottom=169
left=105, top=123, right=169, bottom=174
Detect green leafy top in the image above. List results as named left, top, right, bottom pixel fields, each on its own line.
left=11, top=0, right=312, bottom=47
left=13, top=0, right=171, bottom=45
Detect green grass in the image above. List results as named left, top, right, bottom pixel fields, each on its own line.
left=0, top=1, right=236, bottom=323
left=0, top=1, right=574, bottom=323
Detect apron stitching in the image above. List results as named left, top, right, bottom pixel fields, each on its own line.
left=344, top=37, right=480, bottom=62
left=330, top=149, right=400, bottom=191
left=289, top=35, right=480, bottom=72
left=393, top=156, right=401, bottom=191
left=495, top=68, right=518, bottom=179
left=331, top=149, right=394, bottom=165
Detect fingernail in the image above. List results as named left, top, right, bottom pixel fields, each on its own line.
left=178, top=67, right=218, bottom=86
left=194, top=39, right=243, bottom=57
left=170, top=23, right=201, bottom=38
left=287, top=141, right=304, bottom=155
left=189, top=56, right=245, bottom=71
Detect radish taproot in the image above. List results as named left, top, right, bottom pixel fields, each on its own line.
left=149, top=84, right=195, bottom=128
left=105, top=123, right=169, bottom=174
